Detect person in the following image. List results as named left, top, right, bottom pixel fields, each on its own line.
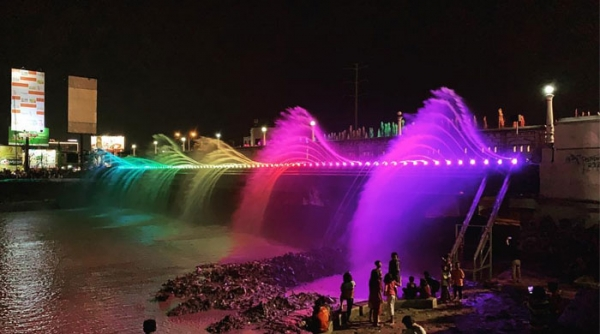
left=311, top=297, right=332, bottom=333
left=423, top=271, right=440, bottom=298
left=440, top=264, right=452, bottom=303
left=506, top=236, right=521, bottom=283
left=143, top=319, right=156, bottom=334
left=402, top=276, right=418, bottom=299
left=418, top=278, right=431, bottom=299
left=547, top=282, right=565, bottom=325
left=368, top=264, right=383, bottom=327
left=383, top=273, right=399, bottom=324
left=526, top=286, right=552, bottom=333
left=339, top=271, right=355, bottom=325
left=388, top=252, right=402, bottom=287
left=451, top=262, right=465, bottom=300
left=401, top=315, right=426, bottom=334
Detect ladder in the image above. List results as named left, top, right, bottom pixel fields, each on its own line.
left=472, top=174, right=511, bottom=281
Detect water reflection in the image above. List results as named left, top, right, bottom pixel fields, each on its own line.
left=0, top=210, right=295, bottom=333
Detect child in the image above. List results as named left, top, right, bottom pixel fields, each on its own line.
left=419, top=278, right=431, bottom=299
left=339, top=272, right=355, bottom=324
left=451, top=262, right=465, bottom=300
left=368, top=267, right=383, bottom=327
left=311, top=297, right=332, bottom=333
left=383, top=273, right=399, bottom=324
left=402, top=276, right=418, bottom=299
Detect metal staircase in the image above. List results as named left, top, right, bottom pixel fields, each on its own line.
left=449, top=173, right=511, bottom=281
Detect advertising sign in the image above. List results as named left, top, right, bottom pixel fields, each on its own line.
left=68, top=76, right=97, bottom=134
left=0, top=145, right=22, bottom=168
left=91, top=136, right=125, bottom=153
left=11, top=68, right=45, bottom=132
left=28, top=149, right=56, bottom=169
left=8, top=127, right=50, bottom=146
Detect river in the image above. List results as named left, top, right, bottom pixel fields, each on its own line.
left=0, top=209, right=298, bottom=334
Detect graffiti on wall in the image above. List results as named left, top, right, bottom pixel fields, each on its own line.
left=565, top=153, right=600, bottom=172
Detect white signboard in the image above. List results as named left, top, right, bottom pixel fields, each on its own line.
left=91, top=136, right=126, bottom=153
left=11, top=68, right=45, bottom=132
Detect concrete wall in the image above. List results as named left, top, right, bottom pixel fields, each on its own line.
left=540, top=116, right=600, bottom=203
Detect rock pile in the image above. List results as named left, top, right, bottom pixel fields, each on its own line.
left=155, top=248, right=346, bottom=332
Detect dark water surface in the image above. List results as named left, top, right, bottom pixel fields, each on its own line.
left=0, top=209, right=295, bottom=334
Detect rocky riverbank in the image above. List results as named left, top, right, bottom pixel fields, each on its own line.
left=155, top=248, right=347, bottom=332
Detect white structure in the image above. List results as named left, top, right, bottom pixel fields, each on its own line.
left=540, top=115, right=600, bottom=202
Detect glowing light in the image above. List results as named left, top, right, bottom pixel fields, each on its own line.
left=469, top=159, right=476, bottom=165
left=446, top=160, right=451, bottom=166
left=458, top=160, right=463, bottom=165
left=544, top=85, right=555, bottom=95
left=511, top=158, right=518, bottom=165
left=484, top=159, right=489, bottom=165
left=497, top=159, right=503, bottom=165
left=261, top=126, right=267, bottom=133
left=310, top=120, right=316, bottom=127
left=434, top=160, right=440, bottom=166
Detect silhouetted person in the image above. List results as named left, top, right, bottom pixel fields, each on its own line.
left=311, top=297, right=332, bottom=333
left=388, top=252, right=401, bottom=286
left=368, top=264, right=383, bottom=327
left=143, top=319, right=156, bottom=334
left=403, top=276, right=418, bottom=299
left=451, top=262, right=465, bottom=300
left=506, top=236, right=521, bottom=282
left=526, top=286, right=552, bottom=333
left=423, top=271, right=440, bottom=298
left=440, top=264, right=452, bottom=303
left=339, top=271, right=355, bottom=325
left=547, top=282, right=565, bottom=326
left=419, top=278, right=431, bottom=299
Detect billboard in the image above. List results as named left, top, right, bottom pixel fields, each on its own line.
left=68, top=76, right=97, bottom=134
left=28, top=149, right=56, bottom=169
left=91, top=136, right=125, bottom=153
left=0, top=145, right=22, bottom=168
left=11, top=68, right=45, bottom=132
left=8, top=127, right=50, bottom=146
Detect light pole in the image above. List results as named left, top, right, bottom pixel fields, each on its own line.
left=216, top=133, right=221, bottom=141
left=174, top=131, right=181, bottom=139
left=153, top=140, right=158, bottom=154
left=261, top=126, right=267, bottom=146
left=189, top=131, right=197, bottom=151
left=132, top=144, right=137, bottom=156
left=544, top=85, right=555, bottom=144
left=181, top=137, right=186, bottom=151
left=310, top=120, right=316, bottom=141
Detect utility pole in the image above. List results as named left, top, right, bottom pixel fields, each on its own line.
left=346, top=63, right=367, bottom=129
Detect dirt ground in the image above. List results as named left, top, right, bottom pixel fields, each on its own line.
left=334, top=270, right=578, bottom=334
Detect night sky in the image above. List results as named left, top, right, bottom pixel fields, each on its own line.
left=1, top=1, right=598, bottom=150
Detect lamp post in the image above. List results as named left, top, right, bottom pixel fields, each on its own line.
left=132, top=144, right=137, bottom=156
left=544, top=85, right=555, bottom=144
left=153, top=140, right=158, bottom=154
left=174, top=131, right=180, bottom=139
left=309, top=120, right=316, bottom=141
left=216, top=133, right=221, bottom=141
left=189, top=131, right=197, bottom=151
left=181, top=137, right=186, bottom=151
left=261, top=126, right=267, bottom=146
left=397, top=111, right=403, bottom=136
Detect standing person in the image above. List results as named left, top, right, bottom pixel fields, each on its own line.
left=339, top=271, right=355, bottom=325
left=526, top=286, right=551, bottom=333
left=401, top=315, right=427, bottom=334
left=388, top=252, right=401, bottom=287
left=440, top=264, right=452, bottom=303
left=368, top=263, right=383, bottom=327
left=506, top=236, right=521, bottom=283
left=451, top=262, right=465, bottom=300
left=383, top=273, right=399, bottom=324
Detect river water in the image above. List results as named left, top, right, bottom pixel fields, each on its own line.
left=0, top=209, right=298, bottom=334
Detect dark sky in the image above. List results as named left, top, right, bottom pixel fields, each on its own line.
left=0, top=0, right=598, bottom=150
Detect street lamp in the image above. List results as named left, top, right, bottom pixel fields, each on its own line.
left=216, top=133, right=221, bottom=140
left=132, top=144, right=137, bottom=156
left=261, top=126, right=267, bottom=146
left=544, top=85, right=555, bottom=144
left=309, top=120, right=316, bottom=141
left=153, top=140, right=158, bottom=154
left=174, top=131, right=181, bottom=139
left=181, top=137, right=186, bottom=151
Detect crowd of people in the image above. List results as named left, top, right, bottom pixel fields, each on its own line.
left=0, top=168, right=74, bottom=180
